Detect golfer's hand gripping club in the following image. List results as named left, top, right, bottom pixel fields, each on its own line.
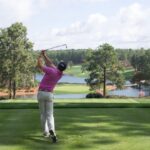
left=41, top=50, right=46, bottom=56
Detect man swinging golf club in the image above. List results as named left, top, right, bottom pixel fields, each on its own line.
left=37, top=50, right=67, bottom=143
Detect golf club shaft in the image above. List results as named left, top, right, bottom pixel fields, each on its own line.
left=42, top=44, right=67, bottom=51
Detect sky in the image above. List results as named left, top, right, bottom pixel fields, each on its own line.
left=0, top=0, right=150, bottom=50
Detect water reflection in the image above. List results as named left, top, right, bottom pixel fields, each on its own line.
left=16, top=88, right=149, bottom=99
left=108, top=87, right=150, bottom=97
left=36, top=74, right=86, bottom=84
left=16, top=94, right=86, bottom=99
left=30, top=74, right=150, bottom=99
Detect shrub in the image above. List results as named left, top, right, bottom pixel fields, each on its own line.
left=86, top=93, right=103, bottom=98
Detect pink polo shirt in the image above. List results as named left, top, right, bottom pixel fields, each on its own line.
left=39, top=66, right=63, bottom=92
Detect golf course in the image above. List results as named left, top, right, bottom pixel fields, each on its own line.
left=0, top=65, right=150, bottom=150
left=1, top=2, right=150, bottom=149
left=0, top=98, right=150, bottom=150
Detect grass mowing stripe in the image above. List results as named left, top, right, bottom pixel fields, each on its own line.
left=0, top=108, right=150, bottom=150
left=1, top=102, right=150, bottom=109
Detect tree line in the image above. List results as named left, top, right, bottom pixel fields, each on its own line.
left=0, top=22, right=150, bottom=98
left=43, top=49, right=88, bottom=65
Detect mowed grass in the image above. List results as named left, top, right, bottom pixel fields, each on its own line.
left=55, top=84, right=89, bottom=94
left=1, top=98, right=150, bottom=105
left=64, top=65, right=88, bottom=77
left=122, top=68, right=134, bottom=80
left=64, top=65, right=134, bottom=80
left=0, top=108, right=150, bottom=150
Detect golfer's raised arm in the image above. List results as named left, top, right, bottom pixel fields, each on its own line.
left=37, top=55, right=43, bottom=70
left=41, top=51, right=56, bottom=68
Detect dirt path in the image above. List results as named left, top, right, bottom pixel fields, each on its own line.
left=0, top=87, right=38, bottom=97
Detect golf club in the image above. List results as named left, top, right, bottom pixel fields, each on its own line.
left=40, top=44, right=67, bottom=52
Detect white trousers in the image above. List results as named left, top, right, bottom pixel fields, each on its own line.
left=37, top=91, right=55, bottom=133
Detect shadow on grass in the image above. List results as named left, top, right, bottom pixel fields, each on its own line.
left=0, top=108, right=150, bottom=150
left=55, top=108, right=150, bottom=150
left=56, top=108, right=150, bottom=136
left=92, top=136, right=118, bottom=145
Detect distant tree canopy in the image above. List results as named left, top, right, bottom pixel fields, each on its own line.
left=34, top=46, right=150, bottom=89
left=45, top=49, right=88, bottom=65
left=35, top=48, right=150, bottom=69
left=0, top=22, right=35, bottom=99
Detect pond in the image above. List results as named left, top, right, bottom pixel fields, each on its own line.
left=36, top=74, right=86, bottom=84
left=16, top=87, right=149, bottom=100
left=17, top=93, right=86, bottom=99
left=16, top=74, right=149, bottom=99
left=108, top=87, right=150, bottom=97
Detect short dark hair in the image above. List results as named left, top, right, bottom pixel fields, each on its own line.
left=57, top=61, right=67, bottom=71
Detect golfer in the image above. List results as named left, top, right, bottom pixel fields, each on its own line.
left=37, top=51, right=67, bottom=143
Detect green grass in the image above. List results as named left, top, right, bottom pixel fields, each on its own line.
left=64, top=65, right=88, bottom=77
left=0, top=98, right=150, bottom=109
left=64, top=65, right=136, bottom=83
left=122, top=68, right=134, bottom=80
left=55, top=84, right=89, bottom=94
left=65, top=65, right=135, bottom=80
left=0, top=108, right=150, bottom=150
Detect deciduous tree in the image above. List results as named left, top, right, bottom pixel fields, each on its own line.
left=82, top=43, right=124, bottom=97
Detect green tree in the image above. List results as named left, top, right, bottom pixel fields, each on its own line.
left=131, top=50, right=150, bottom=86
left=130, top=50, right=145, bottom=72
left=82, top=43, right=124, bottom=97
left=0, top=22, right=35, bottom=99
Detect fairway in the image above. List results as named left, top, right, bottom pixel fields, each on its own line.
left=0, top=108, right=150, bottom=150
left=55, top=84, right=89, bottom=94
left=64, top=65, right=87, bottom=77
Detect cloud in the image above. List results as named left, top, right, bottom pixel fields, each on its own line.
left=44, top=3, right=150, bottom=49
left=53, top=0, right=109, bottom=3
left=107, top=3, right=150, bottom=44
left=82, top=0, right=109, bottom=2
left=0, top=1, right=149, bottom=49
left=39, top=13, right=107, bottom=49
left=0, top=0, right=34, bottom=21
left=53, top=13, right=107, bottom=36
left=0, top=0, right=49, bottom=27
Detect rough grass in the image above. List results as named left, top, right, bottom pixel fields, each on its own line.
left=0, top=108, right=150, bottom=150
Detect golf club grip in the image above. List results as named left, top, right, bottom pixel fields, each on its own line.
left=41, top=50, right=47, bottom=52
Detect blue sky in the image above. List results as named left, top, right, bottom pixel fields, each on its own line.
left=0, top=0, right=150, bottom=50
